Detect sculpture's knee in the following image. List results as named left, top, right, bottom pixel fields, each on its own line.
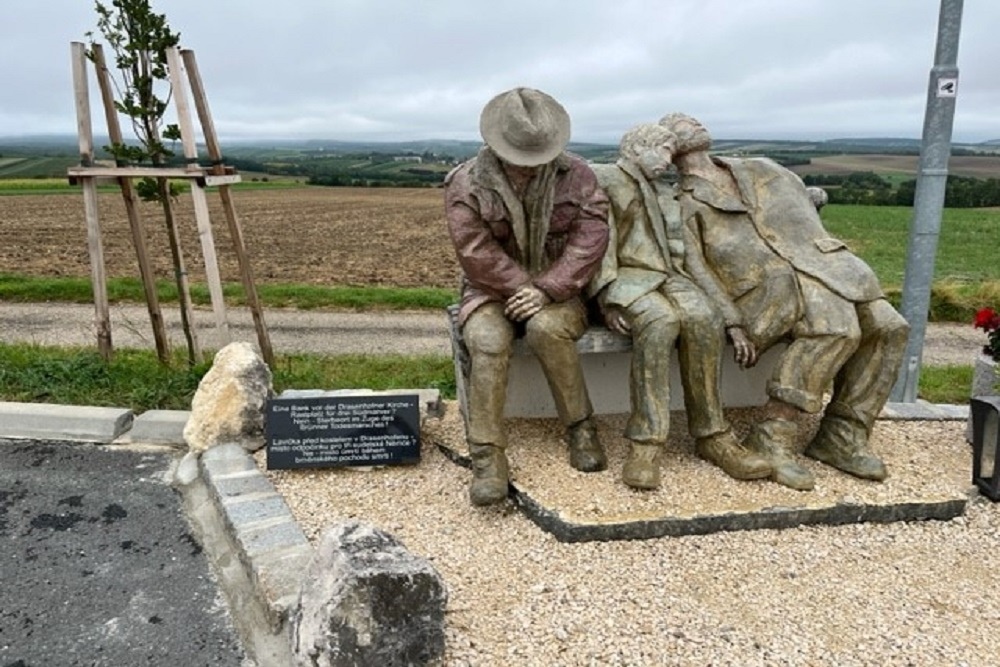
left=861, top=300, right=910, bottom=346
left=524, top=309, right=575, bottom=346
left=463, top=319, right=513, bottom=356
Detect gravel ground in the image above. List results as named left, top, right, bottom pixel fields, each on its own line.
left=259, top=404, right=1000, bottom=666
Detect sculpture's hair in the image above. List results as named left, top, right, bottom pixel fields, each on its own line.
left=618, top=123, right=676, bottom=162
left=658, top=112, right=712, bottom=154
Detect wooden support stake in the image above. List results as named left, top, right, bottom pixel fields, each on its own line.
left=91, top=43, right=171, bottom=364
left=182, top=48, right=275, bottom=366
left=166, top=47, right=230, bottom=344
left=71, top=42, right=112, bottom=361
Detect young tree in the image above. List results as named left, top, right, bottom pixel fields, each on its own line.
left=86, top=0, right=200, bottom=364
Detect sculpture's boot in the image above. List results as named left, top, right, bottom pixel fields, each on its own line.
left=744, top=418, right=814, bottom=490
left=696, top=428, right=772, bottom=480
left=622, top=443, right=663, bottom=490
left=468, top=443, right=510, bottom=506
left=566, top=416, right=607, bottom=472
left=804, top=415, right=888, bottom=481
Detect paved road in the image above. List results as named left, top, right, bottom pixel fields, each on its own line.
left=0, top=302, right=452, bottom=357
left=0, top=440, right=247, bottom=667
left=0, top=301, right=981, bottom=366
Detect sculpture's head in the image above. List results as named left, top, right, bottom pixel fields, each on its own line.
left=618, top=123, right=677, bottom=180
left=479, top=87, right=571, bottom=168
left=658, top=112, right=712, bottom=157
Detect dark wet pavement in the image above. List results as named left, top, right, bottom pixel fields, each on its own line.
left=0, top=439, right=245, bottom=667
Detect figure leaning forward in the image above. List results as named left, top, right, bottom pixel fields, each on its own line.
left=444, top=87, right=610, bottom=506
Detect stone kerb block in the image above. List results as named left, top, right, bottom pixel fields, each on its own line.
left=292, top=521, right=447, bottom=667
left=184, top=342, right=273, bottom=453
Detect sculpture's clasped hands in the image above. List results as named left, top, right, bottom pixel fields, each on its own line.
left=727, top=326, right=758, bottom=368
left=505, top=284, right=551, bottom=321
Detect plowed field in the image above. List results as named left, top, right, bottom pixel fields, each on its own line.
left=0, top=187, right=459, bottom=288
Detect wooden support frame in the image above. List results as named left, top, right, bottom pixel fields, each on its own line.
left=68, top=41, right=274, bottom=366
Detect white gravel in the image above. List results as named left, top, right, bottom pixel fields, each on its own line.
left=258, top=405, right=1000, bottom=666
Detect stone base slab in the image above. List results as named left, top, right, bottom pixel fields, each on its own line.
left=430, top=401, right=972, bottom=543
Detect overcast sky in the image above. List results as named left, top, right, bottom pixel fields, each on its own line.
left=1, top=1, right=996, bottom=144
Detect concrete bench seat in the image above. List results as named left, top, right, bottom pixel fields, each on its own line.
left=447, top=305, right=785, bottom=419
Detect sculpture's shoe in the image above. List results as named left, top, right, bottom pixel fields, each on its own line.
left=805, top=417, right=888, bottom=481
left=696, top=429, right=771, bottom=480
left=468, top=443, right=510, bottom=506
left=566, top=417, right=607, bottom=473
left=743, top=419, right=814, bottom=491
left=622, top=443, right=663, bottom=490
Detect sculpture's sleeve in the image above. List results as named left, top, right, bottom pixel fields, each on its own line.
left=586, top=203, right=619, bottom=306
left=681, top=209, right=744, bottom=328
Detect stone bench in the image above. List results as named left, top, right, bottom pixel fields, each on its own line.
left=447, top=305, right=785, bottom=419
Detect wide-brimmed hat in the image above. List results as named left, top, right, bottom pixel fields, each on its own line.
left=479, top=87, right=571, bottom=167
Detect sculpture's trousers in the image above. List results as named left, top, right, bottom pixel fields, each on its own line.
left=461, top=300, right=592, bottom=447
left=747, top=274, right=908, bottom=429
left=624, top=276, right=729, bottom=443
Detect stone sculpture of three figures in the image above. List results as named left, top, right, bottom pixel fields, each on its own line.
left=444, top=87, right=909, bottom=506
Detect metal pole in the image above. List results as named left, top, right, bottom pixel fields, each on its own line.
left=890, top=0, right=963, bottom=402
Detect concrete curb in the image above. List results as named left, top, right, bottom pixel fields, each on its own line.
left=199, top=444, right=314, bottom=632
left=0, top=401, right=133, bottom=442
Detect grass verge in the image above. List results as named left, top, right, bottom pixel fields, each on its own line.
left=0, top=343, right=968, bottom=414
left=0, top=344, right=455, bottom=412
left=0, top=273, right=456, bottom=311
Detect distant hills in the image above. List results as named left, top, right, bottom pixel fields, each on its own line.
left=2, top=134, right=998, bottom=165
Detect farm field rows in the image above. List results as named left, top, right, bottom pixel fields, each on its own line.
left=1, top=185, right=998, bottom=292
left=792, top=154, right=1000, bottom=178
left=0, top=186, right=459, bottom=289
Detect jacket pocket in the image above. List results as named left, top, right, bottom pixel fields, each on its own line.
left=815, top=237, right=847, bottom=253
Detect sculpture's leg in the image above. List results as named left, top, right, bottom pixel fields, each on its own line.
left=805, top=299, right=909, bottom=481
left=524, top=299, right=605, bottom=473
left=619, top=292, right=681, bottom=489
left=462, top=303, right=514, bottom=505
left=665, top=278, right=772, bottom=481
left=749, top=277, right=861, bottom=490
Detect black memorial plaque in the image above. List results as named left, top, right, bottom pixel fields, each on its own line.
left=265, top=394, right=420, bottom=470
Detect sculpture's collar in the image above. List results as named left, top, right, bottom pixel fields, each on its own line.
left=679, top=157, right=749, bottom=213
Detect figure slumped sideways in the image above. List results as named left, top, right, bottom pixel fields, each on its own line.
left=445, top=87, right=610, bottom=506
left=588, top=123, right=770, bottom=489
left=660, top=113, right=909, bottom=490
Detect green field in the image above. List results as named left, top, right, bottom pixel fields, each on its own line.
left=822, top=204, right=1000, bottom=286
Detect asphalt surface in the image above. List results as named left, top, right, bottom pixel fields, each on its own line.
left=0, top=439, right=246, bottom=667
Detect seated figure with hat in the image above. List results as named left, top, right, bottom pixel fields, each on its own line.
left=445, top=87, right=611, bottom=506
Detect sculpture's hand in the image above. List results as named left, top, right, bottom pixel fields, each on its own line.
left=727, top=326, right=758, bottom=368
left=505, top=284, right=551, bottom=322
left=602, top=305, right=631, bottom=336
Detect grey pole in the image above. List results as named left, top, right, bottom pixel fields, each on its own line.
left=890, top=0, right=964, bottom=402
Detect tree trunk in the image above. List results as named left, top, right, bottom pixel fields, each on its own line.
left=157, top=177, right=201, bottom=365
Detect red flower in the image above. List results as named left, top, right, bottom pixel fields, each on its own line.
left=974, top=307, right=999, bottom=331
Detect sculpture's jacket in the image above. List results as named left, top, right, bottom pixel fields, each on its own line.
left=445, top=148, right=609, bottom=325
left=587, top=161, right=687, bottom=309
left=678, top=156, right=884, bottom=329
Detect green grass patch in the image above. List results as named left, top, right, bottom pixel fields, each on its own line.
left=0, top=343, right=454, bottom=413
left=917, top=365, right=974, bottom=405
left=822, top=205, right=1000, bottom=286
left=0, top=274, right=456, bottom=311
